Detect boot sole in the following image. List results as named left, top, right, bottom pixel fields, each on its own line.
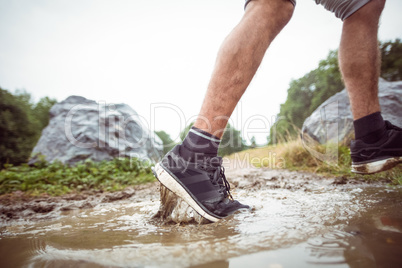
left=351, top=156, right=401, bottom=174
left=152, top=163, right=222, bottom=223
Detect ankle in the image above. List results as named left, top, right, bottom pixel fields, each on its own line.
left=180, top=127, right=221, bottom=161
left=353, top=112, right=386, bottom=144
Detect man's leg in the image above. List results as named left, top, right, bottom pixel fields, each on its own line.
left=153, top=0, right=295, bottom=222
left=194, top=0, right=295, bottom=138
left=339, top=0, right=402, bottom=174
left=339, top=0, right=384, bottom=121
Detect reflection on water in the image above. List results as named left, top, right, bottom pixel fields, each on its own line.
left=0, top=173, right=401, bottom=267
left=307, top=187, right=402, bottom=268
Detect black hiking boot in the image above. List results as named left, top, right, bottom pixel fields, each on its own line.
left=152, top=145, right=250, bottom=222
left=351, top=121, right=402, bottom=174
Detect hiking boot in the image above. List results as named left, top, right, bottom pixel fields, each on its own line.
left=152, top=145, right=249, bottom=222
left=351, top=121, right=402, bottom=174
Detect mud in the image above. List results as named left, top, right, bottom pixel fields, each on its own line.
left=0, top=183, right=158, bottom=223
left=0, top=167, right=348, bottom=225
left=154, top=183, right=210, bottom=224
left=0, top=164, right=401, bottom=267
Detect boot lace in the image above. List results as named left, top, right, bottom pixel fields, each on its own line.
left=203, top=158, right=233, bottom=200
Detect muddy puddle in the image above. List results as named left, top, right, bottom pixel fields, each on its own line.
left=1, top=166, right=401, bottom=267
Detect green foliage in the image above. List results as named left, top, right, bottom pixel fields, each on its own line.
left=155, top=130, right=176, bottom=154
left=380, top=38, right=402, bottom=81
left=0, top=158, right=154, bottom=196
left=0, top=88, right=56, bottom=166
left=250, top=136, right=257, bottom=149
left=272, top=50, right=343, bottom=141
left=310, top=50, right=344, bottom=111
left=271, top=38, right=402, bottom=143
left=0, top=89, right=38, bottom=165
left=180, top=122, right=194, bottom=141
left=32, top=96, right=57, bottom=130
left=218, top=124, right=248, bottom=156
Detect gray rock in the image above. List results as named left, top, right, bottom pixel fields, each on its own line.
left=29, top=96, right=163, bottom=165
left=302, top=78, right=402, bottom=145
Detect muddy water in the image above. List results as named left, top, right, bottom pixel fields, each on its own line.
left=1, top=167, right=401, bottom=268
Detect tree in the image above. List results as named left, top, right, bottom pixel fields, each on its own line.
left=250, top=136, right=257, bottom=149
left=270, top=39, right=402, bottom=144
left=0, top=88, right=56, bottom=166
left=270, top=50, right=344, bottom=142
left=32, top=97, right=57, bottom=130
left=309, top=50, right=343, bottom=112
left=380, top=39, right=402, bottom=81
left=155, top=130, right=176, bottom=154
left=180, top=122, right=194, bottom=141
left=0, top=89, right=37, bottom=165
left=218, top=124, right=248, bottom=156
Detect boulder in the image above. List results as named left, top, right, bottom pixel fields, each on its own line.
left=29, top=96, right=163, bottom=165
left=302, top=78, right=402, bottom=145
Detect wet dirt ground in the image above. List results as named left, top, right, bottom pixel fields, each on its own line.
left=1, top=164, right=401, bottom=267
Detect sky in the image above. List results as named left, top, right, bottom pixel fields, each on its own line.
left=1, top=0, right=401, bottom=144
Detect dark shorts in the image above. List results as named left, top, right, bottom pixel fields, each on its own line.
left=244, top=0, right=372, bottom=21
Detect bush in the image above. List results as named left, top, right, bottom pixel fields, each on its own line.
left=0, top=88, right=56, bottom=166
left=0, top=158, right=155, bottom=196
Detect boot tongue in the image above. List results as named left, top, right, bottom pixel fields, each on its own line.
left=385, top=120, right=402, bottom=131
left=208, top=156, right=223, bottom=167
left=206, top=157, right=233, bottom=200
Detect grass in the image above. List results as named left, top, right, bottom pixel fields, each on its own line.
left=1, top=138, right=400, bottom=198
left=0, top=158, right=156, bottom=196
left=227, top=138, right=402, bottom=185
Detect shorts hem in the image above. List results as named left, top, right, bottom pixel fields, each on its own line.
left=245, top=0, right=296, bottom=10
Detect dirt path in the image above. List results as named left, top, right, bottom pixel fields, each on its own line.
left=0, top=182, right=160, bottom=224
left=1, top=165, right=401, bottom=267
left=0, top=164, right=380, bottom=225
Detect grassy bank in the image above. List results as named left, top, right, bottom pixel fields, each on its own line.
left=227, top=139, right=402, bottom=185
left=0, top=158, right=155, bottom=196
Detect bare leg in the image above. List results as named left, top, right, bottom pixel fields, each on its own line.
left=193, top=0, right=294, bottom=138
left=339, top=0, right=385, bottom=120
